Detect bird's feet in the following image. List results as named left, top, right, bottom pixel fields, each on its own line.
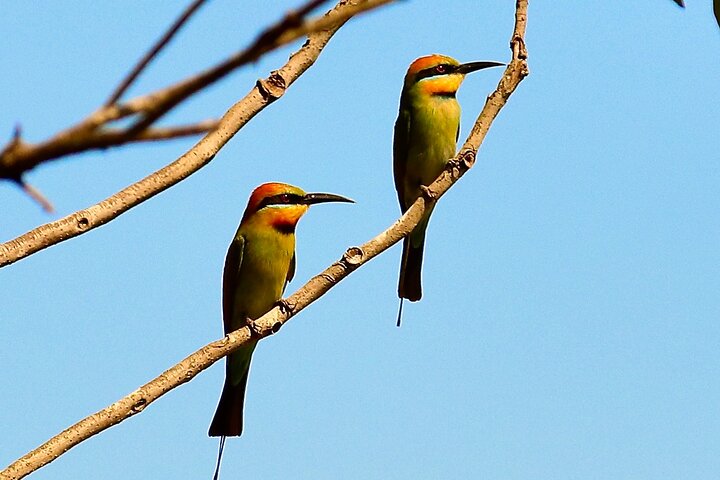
left=419, top=184, right=437, bottom=200
left=269, top=300, right=291, bottom=334
left=244, top=317, right=262, bottom=337
left=274, top=299, right=291, bottom=315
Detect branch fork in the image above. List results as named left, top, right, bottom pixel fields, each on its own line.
left=1, top=1, right=528, bottom=479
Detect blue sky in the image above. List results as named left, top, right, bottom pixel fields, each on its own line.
left=2, top=1, right=719, bottom=479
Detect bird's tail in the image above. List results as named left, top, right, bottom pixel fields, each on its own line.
left=212, top=436, right=226, bottom=480
left=398, top=205, right=433, bottom=307
left=208, top=369, right=249, bottom=437
left=398, top=234, right=425, bottom=303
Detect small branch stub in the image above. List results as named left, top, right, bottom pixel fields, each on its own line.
left=256, top=73, right=287, bottom=101
left=513, top=35, right=528, bottom=60
left=76, top=216, right=90, bottom=230
left=0, top=125, right=24, bottom=168
left=130, top=398, right=147, bottom=414
left=460, top=149, right=476, bottom=169
left=343, top=246, right=364, bottom=266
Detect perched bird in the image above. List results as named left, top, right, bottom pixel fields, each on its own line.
left=393, top=54, right=503, bottom=323
left=209, top=182, right=352, bottom=476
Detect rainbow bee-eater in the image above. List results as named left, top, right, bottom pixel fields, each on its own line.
left=394, top=54, right=503, bottom=323
left=209, top=182, right=353, bottom=440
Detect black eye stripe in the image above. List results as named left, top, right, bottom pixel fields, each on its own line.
left=415, top=64, right=457, bottom=81
left=257, top=193, right=303, bottom=210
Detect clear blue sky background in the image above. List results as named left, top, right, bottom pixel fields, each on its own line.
left=1, top=1, right=719, bottom=479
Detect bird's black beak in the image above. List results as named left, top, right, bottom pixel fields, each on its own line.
left=456, top=61, right=505, bottom=75
left=302, top=192, right=355, bottom=205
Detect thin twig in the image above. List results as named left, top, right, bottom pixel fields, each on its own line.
left=15, top=180, right=54, bottom=213
left=105, top=0, right=209, bottom=106
left=0, top=0, right=393, bottom=182
left=123, top=0, right=384, bottom=136
left=0, top=2, right=529, bottom=478
left=1, top=126, right=55, bottom=213
left=0, top=0, right=391, bottom=269
left=100, top=120, right=219, bottom=143
left=85, top=0, right=387, bottom=131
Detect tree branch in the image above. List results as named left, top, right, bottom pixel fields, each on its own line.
left=0, top=2, right=529, bottom=479
left=15, top=180, right=54, bottom=214
left=0, top=0, right=393, bottom=181
left=105, top=0, right=210, bottom=107
left=96, top=120, right=220, bottom=144
left=0, top=0, right=394, bottom=269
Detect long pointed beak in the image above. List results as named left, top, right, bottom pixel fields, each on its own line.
left=456, top=61, right=505, bottom=75
left=302, top=192, right=355, bottom=205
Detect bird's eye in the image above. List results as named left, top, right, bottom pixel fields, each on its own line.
left=435, top=64, right=448, bottom=74
left=279, top=194, right=290, bottom=203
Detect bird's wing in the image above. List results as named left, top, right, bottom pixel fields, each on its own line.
left=393, top=102, right=411, bottom=211
left=222, top=233, right=245, bottom=334
left=286, top=253, right=296, bottom=287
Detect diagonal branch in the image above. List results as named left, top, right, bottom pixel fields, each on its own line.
left=92, top=120, right=220, bottom=144
left=122, top=0, right=387, bottom=136
left=0, top=0, right=393, bottom=182
left=0, top=2, right=529, bottom=479
left=105, top=0, right=210, bottom=107
left=15, top=180, right=54, bottom=214
left=0, top=0, right=393, bottom=269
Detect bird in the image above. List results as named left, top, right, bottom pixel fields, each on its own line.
left=209, top=182, right=353, bottom=477
left=393, top=54, right=503, bottom=325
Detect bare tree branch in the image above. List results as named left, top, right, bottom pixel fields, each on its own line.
left=96, top=120, right=220, bottom=144
left=0, top=127, right=54, bottom=212
left=0, top=0, right=393, bottom=181
left=116, top=0, right=391, bottom=138
left=0, top=2, right=529, bottom=479
left=16, top=180, right=54, bottom=214
left=105, top=0, right=210, bottom=107
left=0, top=0, right=394, bottom=269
